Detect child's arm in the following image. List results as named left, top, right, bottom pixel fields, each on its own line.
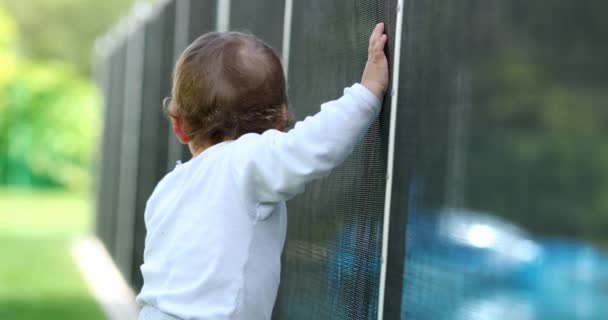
left=232, top=23, right=389, bottom=208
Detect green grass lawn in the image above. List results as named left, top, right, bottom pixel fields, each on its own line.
left=0, top=188, right=106, bottom=320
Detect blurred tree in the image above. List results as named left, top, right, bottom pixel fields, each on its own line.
left=0, top=0, right=155, bottom=75
left=0, top=4, right=99, bottom=190
left=466, top=0, right=608, bottom=243
left=0, top=3, right=16, bottom=85
left=0, top=4, right=17, bottom=185
left=402, top=0, right=608, bottom=246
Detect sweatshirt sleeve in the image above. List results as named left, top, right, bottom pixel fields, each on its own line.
left=230, top=83, right=382, bottom=209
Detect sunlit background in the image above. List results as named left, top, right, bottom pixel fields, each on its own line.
left=0, top=1, right=153, bottom=319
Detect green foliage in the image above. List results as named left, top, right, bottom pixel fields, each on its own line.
left=404, top=1, right=608, bottom=245
left=0, top=5, right=100, bottom=190
left=1, top=0, right=136, bottom=75
left=465, top=2, right=608, bottom=243
left=470, top=56, right=608, bottom=241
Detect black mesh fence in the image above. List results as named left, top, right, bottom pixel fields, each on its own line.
left=229, top=0, right=284, bottom=52
left=271, top=1, right=396, bottom=318
left=95, top=0, right=608, bottom=319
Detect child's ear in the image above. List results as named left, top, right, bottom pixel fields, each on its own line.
left=170, top=116, right=190, bottom=144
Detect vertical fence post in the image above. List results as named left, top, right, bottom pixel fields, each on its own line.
left=129, top=2, right=174, bottom=290
left=97, top=29, right=128, bottom=258
left=115, top=12, right=147, bottom=282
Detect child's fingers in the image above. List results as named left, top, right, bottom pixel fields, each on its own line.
left=377, top=22, right=385, bottom=35
left=368, top=34, right=374, bottom=59
left=378, top=34, right=387, bottom=51
left=368, top=23, right=385, bottom=60
left=371, top=23, right=383, bottom=45
left=371, top=34, right=387, bottom=62
left=369, top=23, right=380, bottom=44
left=368, top=25, right=379, bottom=57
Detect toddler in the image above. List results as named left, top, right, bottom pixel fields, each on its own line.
left=136, top=23, right=389, bottom=320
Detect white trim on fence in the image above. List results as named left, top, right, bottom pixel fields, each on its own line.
left=216, top=0, right=231, bottom=32
left=72, top=236, right=139, bottom=320
left=377, top=0, right=405, bottom=318
left=281, top=0, right=293, bottom=77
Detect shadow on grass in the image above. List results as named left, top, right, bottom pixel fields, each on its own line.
left=0, top=296, right=106, bottom=320
left=0, top=235, right=107, bottom=320
left=0, top=189, right=107, bottom=319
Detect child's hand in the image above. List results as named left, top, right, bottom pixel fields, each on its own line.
left=361, top=23, right=389, bottom=99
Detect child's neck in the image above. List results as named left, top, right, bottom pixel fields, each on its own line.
left=189, top=142, right=210, bottom=159
left=189, top=139, right=227, bottom=159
